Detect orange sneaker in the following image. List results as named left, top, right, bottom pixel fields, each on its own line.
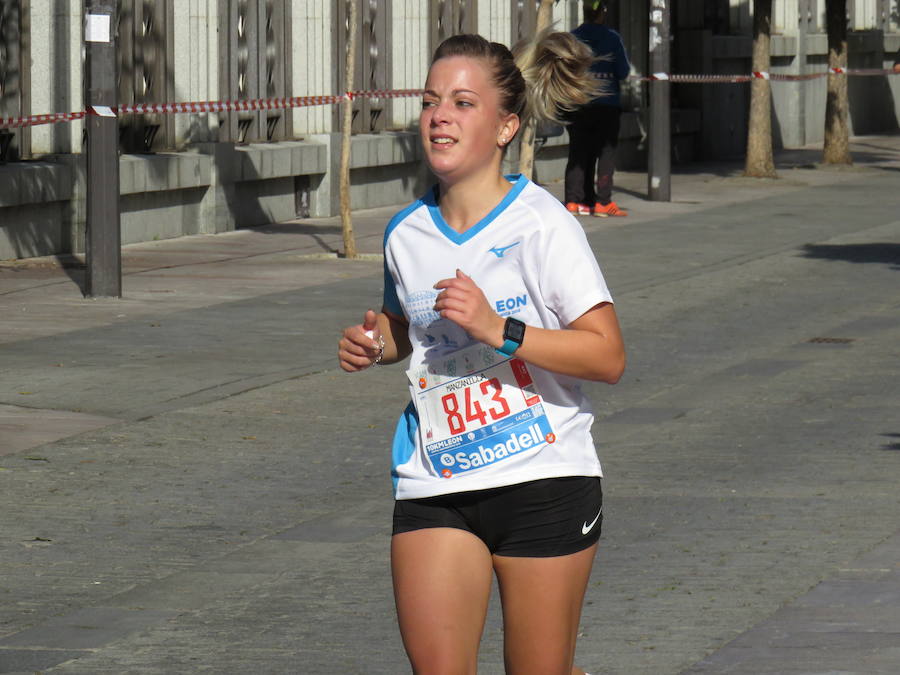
left=565, top=202, right=591, bottom=216
left=593, top=201, right=627, bottom=217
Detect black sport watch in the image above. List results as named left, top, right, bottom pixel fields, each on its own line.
left=496, top=317, right=526, bottom=356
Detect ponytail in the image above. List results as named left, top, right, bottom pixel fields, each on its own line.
left=513, top=28, right=602, bottom=124
left=430, top=30, right=602, bottom=131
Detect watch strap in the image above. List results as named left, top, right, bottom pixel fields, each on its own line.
left=496, top=338, right=520, bottom=357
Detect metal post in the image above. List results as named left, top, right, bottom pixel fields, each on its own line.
left=84, top=1, right=121, bottom=297
left=648, top=0, right=671, bottom=202
left=797, top=0, right=811, bottom=147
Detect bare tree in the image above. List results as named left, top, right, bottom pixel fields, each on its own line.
left=823, top=0, right=852, bottom=165
left=744, top=0, right=777, bottom=178
left=517, top=0, right=556, bottom=179
left=340, top=0, right=359, bottom=258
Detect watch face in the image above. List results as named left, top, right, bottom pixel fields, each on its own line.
left=505, top=319, right=526, bottom=343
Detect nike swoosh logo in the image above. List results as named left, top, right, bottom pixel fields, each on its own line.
left=489, top=242, right=520, bottom=258
left=582, top=508, right=602, bottom=535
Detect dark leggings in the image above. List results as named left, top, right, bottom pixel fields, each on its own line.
left=564, top=105, right=622, bottom=206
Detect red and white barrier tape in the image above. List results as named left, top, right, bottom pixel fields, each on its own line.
left=643, top=67, right=899, bottom=83
left=0, top=110, right=88, bottom=129
left=0, top=89, right=426, bottom=130
left=120, top=95, right=347, bottom=115
left=2, top=69, right=898, bottom=129
left=345, top=88, right=427, bottom=100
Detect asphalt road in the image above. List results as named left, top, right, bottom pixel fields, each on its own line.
left=1, top=138, right=899, bottom=674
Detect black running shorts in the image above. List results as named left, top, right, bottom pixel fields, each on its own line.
left=392, top=476, right=603, bottom=557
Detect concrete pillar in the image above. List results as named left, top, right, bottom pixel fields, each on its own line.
left=171, top=0, right=219, bottom=148
left=196, top=142, right=237, bottom=234
left=390, top=0, right=429, bottom=130
left=769, top=0, right=811, bottom=149
left=30, top=0, right=82, bottom=156
left=290, top=0, right=334, bottom=137
left=308, top=133, right=342, bottom=217
left=56, top=154, right=86, bottom=254
left=477, top=0, right=511, bottom=45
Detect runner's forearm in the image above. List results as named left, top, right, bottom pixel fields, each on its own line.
left=486, top=305, right=624, bottom=383
left=376, top=310, right=412, bottom=365
left=503, top=326, right=624, bottom=383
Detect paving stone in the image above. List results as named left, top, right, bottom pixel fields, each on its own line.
left=0, top=608, right=176, bottom=650
left=0, top=648, right=89, bottom=674
left=0, top=136, right=899, bottom=673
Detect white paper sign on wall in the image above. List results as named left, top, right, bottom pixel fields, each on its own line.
left=85, top=14, right=111, bottom=43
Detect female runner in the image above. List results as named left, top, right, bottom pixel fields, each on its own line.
left=339, top=30, right=625, bottom=675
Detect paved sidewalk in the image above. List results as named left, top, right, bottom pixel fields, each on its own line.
left=1, top=135, right=899, bottom=674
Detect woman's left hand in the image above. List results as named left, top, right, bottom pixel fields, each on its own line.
left=433, top=269, right=504, bottom=347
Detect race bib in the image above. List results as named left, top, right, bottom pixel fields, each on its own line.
left=407, top=343, right=555, bottom=479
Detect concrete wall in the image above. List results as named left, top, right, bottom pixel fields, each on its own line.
left=3, top=0, right=900, bottom=261
left=0, top=132, right=429, bottom=259
left=0, top=163, right=74, bottom=259
left=677, top=30, right=900, bottom=160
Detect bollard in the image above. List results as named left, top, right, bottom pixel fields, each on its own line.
left=84, top=1, right=121, bottom=297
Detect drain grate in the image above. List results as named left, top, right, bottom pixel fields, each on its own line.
left=807, top=337, right=855, bottom=344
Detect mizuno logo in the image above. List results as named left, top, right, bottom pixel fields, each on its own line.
left=489, top=242, right=520, bottom=258
left=582, top=507, right=602, bottom=535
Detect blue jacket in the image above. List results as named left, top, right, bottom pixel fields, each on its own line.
left=571, top=23, right=630, bottom=108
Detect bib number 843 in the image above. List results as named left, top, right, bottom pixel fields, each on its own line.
left=440, top=377, right=511, bottom=435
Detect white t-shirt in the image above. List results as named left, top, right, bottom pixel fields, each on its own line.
left=383, top=174, right=614, bottom=500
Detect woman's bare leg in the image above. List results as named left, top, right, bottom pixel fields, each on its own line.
left=492, top=543, right=598, bottom=675
left=392, top=528, right=494, bottom=674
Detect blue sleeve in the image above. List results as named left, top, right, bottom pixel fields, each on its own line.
left=382, top=257, right=403, bottom=317
left=381, top=201, right=420, bottom=318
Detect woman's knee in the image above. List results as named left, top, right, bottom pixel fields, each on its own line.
left=406, top=649, right=479, bottom=675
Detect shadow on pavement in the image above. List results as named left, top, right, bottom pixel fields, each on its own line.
left=882, top=433, right=900, bottom=451
left=775, top=146, right=900, bottom=169
left=801, top=243, right=900, bottom=269
left=253, top=223, right=343, bottom=236
left=54, top=254, right=87, bottom=294
left=254, top=222, right=345, bottom=255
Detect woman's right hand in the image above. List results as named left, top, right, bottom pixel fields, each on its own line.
left=338, top=309, right=384, bottom=372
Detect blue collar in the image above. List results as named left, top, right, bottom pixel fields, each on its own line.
left=425, top=174, right=529, bottom=245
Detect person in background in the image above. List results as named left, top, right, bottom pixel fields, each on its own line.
left=564, top=0, right=631, bottom=218
left=893, top=47, right=900, bottom=73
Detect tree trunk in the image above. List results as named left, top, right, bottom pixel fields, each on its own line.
left=823, top=0, right=852, bottom=165
left=744, top=0, right=777, bottom=178
left=339, top=0, right=358, bottom=259
left=517, top=0, right=555, bottom=179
